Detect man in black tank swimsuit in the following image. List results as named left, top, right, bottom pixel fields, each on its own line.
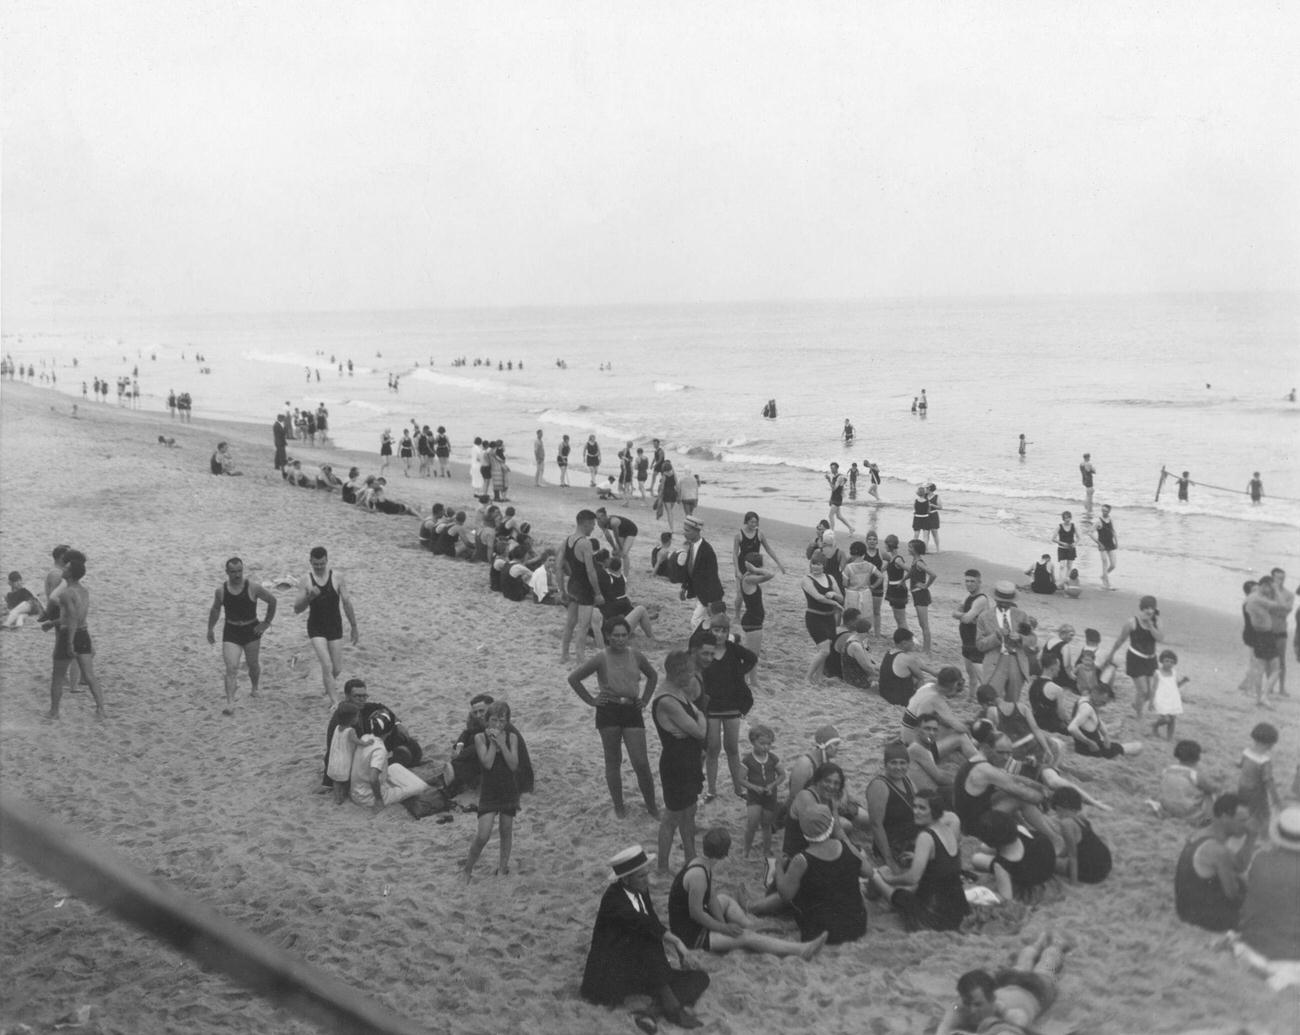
left=207, top=556, right=278, bottom=716
left=952, top=569, right=990, bottom=689
left=560, top=510, right=606, bottom=664
left=293, top=546, right=359, bottom=706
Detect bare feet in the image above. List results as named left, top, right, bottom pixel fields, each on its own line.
left=801, top=932, right=829, bottom=961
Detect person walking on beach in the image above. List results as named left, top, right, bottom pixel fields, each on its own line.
left=272, top=414, right=288, bottom=471
left=293, top=546, right=359, bottom=707
left=825, top=463, right=853, bottom=533
left=556, top=434, right=572, bottom=488
left=533, top=429, right=545, bottom=486
left=1079, top=453, right=1096, bottom=508
left=568, top=617, right=660, bottom=818
left=434, top=426, right=452, bottom=477
left=1088, top=504, right=1118, bottom=589
left=206, top=556, right=277, bottom=716
left=680, top=517, right=724, bottom=627
left=1101, top=596, right=1163, bottom=720
left=1052, top=511, right=1078, bottom=586
left=46, top=550, right=105, bottom=720
left=560, top=510, right=606, bottom=664
left=584, top=434, right=602, bottom=486
left=43, top=545, right=80, bottom=696
left=1248, top=472, right=1264, bottom=504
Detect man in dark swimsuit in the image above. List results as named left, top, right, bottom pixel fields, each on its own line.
left=207, top=556, right=278, bottom=716
left=272, top=414, right=288, bottom=471
left=1174, top=793, right=1251, bottom=932
left=1079, top=453, right=1096, bottom=508
left=46, top=550, right=105, bottom=720
left=596, top=508, right=639, bottom=572
left=953, top=570, right=990, bottom=689
left=293, top=546, right=359, bottom=706
left=560, top=510, right=606, bottom=664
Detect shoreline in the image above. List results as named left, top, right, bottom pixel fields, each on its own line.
left=1, top=379, right=1294, bottom=1034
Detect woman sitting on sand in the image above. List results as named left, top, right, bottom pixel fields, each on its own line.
left=870, top=790, right=970, bottom=932
left=776, top=804, right=872, bottom=945
left=1067, top=682, right=1144, bottom=759
left=340, top=467, right=362, bottom=504
left=972, top=811, right=1057, bottom=903
left=808, top=611, right=876, bottom=689
left=781, top=762, right=870, bottom=859
left=595, top=553, right=658, bottom=639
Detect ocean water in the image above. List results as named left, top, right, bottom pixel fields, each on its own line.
left=5, top=293, right=1298, bottom=617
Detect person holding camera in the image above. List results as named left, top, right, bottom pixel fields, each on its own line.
left=1102, top=595, right=1164, bottom=721
left=974, top=582, right=1038, bottom=704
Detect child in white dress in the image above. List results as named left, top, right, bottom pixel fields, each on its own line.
left=1150, top=649, right=1190, bottom=740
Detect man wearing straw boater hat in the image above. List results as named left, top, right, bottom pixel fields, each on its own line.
left=1238, top=801, right=1300, bottom=961
left=581, top=845, right=709, bottom=1030
left=975, top=581, right=1038, bottom=703
left=679, top=516, right=724, bottom=628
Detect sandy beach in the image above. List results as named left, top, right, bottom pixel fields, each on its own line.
left=1, top=381, right=1295, bottom=1035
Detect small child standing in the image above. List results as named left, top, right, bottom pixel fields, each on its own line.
left=1150, top=649, right=1191, bottom=740
left=327, top=701, right=362, bottom=805
left=1237, top=722, right=1281, bottom=836
left=1050, top=786, right=1112, bottom=884
left=463, top=701, right=522, bottom=882
left=740, top=725, right=784, bottom=859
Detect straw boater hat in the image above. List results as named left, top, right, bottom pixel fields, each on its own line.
left=993, top=581, right=1017, bottom=603
left=683, top=516, right=703, bottom=532
left=1269, top=803, right=1300, bottom=853
left=608, top=845, right=656, bottom=881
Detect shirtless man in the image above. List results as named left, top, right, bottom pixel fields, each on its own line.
left=533, top=429, right=546, bottom=486
left=206, top=556, right=278, bottom=716
left=43, top=545, right=79, bottom=694
left=293, top=546, right=359, bottom=706
left=1174, top=793, right=1252, bottom=932
left=935, top=932, right=1067, bottom=1035
left=46, top=550, right=105, bottom=719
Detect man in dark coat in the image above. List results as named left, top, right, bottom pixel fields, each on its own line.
left=581, top=845, right=708, bottom=1028
left=679, top=517, right=724, bottom=627
left=272, top=414, right=288, bottom=471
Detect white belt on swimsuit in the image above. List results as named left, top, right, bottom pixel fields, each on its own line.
left=1127, top=648, right=1155, bottom=659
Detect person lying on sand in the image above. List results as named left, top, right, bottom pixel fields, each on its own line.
left=934, top=931, right=1068, bottom=1034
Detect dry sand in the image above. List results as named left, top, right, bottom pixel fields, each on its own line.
left=0, top=382, right=1295, bottom=1035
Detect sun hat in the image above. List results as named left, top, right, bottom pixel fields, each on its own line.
left=609, top=845, right=657, bottom=880
left=683, top=516, right=703, bottom=532
left=993, top=581, right=1017, bottom=603
left=814, top=724, right=841, bottom=750
left=800, top=805, right=836, bottom=842
left=1270, top=803, right=1300, bottom=853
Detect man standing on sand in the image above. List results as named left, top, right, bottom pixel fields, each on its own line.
left=293, top=546, right=359, bottom=706
left=560, top=510, right=606, bottom=664
left=953, top=569, right=990, bottom=690
left=1088, top=504, right=1118, bottom=589
left=43, top=545, right=80, bottom=695
left=1244, top=576, right=1290, bottom=705
left=1269, top=568, right=1293, bottom=696
left=649, top=439, right=666, bottom=495
left=207, top=556, right=277, bottom=716
left=46, top=549, right=105, bottom=720
left=975, top=582, right=1037, bottom=703
left=272, top=414, right=288, bottom=471
left=533, top=429, right=546, bottom=486
left=680, top=517, right=725, bottom=627
left=1079, top=453, right=1096, bottom=508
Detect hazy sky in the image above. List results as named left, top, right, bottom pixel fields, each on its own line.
left=4, top=1, right=1298, bottom=318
